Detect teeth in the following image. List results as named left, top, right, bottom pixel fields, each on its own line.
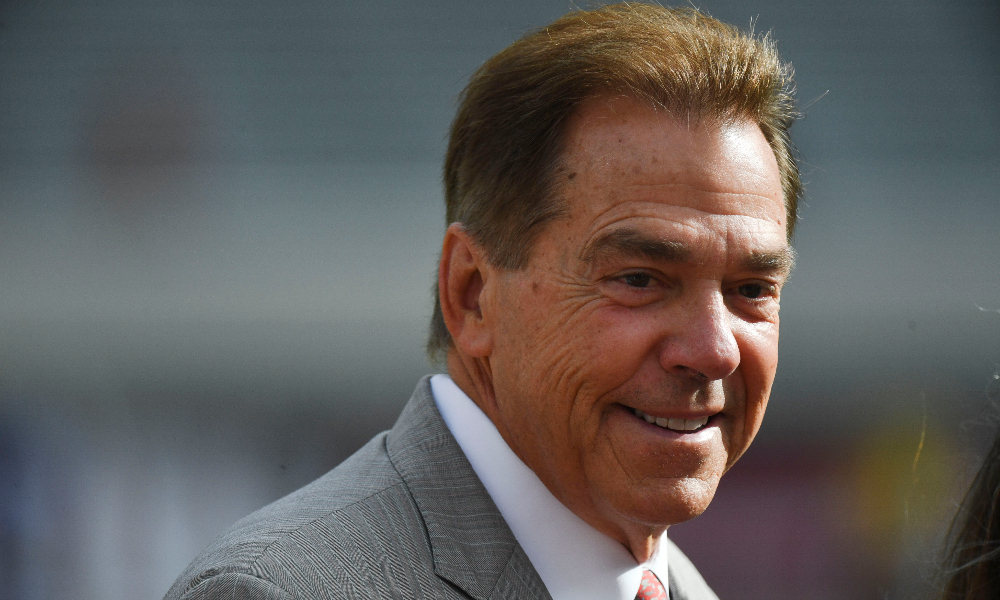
left=633, top=409, right=710, bottom=432
left=686, top=416, right=709, bottom=430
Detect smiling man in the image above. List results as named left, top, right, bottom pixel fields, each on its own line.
left=166, top=4, right=799, bottom=600
left=441, top=95, right=794, bottom=566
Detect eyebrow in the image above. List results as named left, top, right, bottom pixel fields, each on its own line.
left=743, top=247, right=796, bottom=276
left=580, top=229, right=691, bottom=264
left=580, top=227, right=796, bottom=277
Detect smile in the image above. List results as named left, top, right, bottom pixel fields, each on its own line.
left=632, top=408, right=710, bottom=432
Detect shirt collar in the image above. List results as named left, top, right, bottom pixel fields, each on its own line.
left=430, top=374, right=669, bottom=600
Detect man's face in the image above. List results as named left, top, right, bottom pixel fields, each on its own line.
left=479, top=94, right=791, bottom=544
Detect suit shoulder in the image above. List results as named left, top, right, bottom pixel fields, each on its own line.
left=171, top=571, right=294, bottom=600
left=164, top=431, right=436, bottom=600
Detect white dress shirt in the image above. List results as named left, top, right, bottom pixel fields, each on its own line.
left=430, top=374, right=669, bottom=600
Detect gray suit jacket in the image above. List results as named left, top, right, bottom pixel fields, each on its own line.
left=164, top=377, right=719, bottom=600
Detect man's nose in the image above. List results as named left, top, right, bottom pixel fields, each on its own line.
left=658, top=293, right=740, bottom=381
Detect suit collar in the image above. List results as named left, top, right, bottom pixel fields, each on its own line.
left=386, top=376, right=551, bottom=600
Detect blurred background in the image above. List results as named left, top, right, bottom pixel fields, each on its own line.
left=0, top=0, right=997, bottom=598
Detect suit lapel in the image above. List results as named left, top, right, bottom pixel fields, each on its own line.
left=386, top=377, right=552, bottom=600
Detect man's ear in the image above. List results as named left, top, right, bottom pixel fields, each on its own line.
left=438, top=223, right=494, bottom=358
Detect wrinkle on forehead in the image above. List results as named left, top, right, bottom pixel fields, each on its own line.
left=582, top=198, right=786, bottom=234
left=556, top=162, right=785, bottom=231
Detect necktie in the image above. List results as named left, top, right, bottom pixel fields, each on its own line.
left=635, top=569, right=668, bottom=600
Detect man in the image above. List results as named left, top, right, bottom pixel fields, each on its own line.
left=165, top=4, right=799, bottom=599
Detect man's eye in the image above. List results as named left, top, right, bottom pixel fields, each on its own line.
left=738, top=283, right=764, bottom=299
left=622, top=273, right=652, bottom=288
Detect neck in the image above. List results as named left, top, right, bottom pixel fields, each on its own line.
left=446, top=349, right=495, bottom=417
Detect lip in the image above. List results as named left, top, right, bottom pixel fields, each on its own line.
left=612, top=403, right=722, bottom=441
left=625, top=404, right=718, bottom=422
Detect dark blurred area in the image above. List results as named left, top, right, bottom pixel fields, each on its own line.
left=0, top=1, right=997, bottom=598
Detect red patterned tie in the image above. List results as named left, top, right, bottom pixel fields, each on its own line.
left=635, top=569, right=668, bottom=600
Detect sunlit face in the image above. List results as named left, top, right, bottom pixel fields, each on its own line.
left=478, top=94, right=791, bottom=544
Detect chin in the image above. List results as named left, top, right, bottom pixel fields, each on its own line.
left=610, top=476, right=720, bottom=530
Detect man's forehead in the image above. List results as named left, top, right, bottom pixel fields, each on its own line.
left=559, top=95, right=783, bottom=207
left=550, top=93, right=787, bottom=259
